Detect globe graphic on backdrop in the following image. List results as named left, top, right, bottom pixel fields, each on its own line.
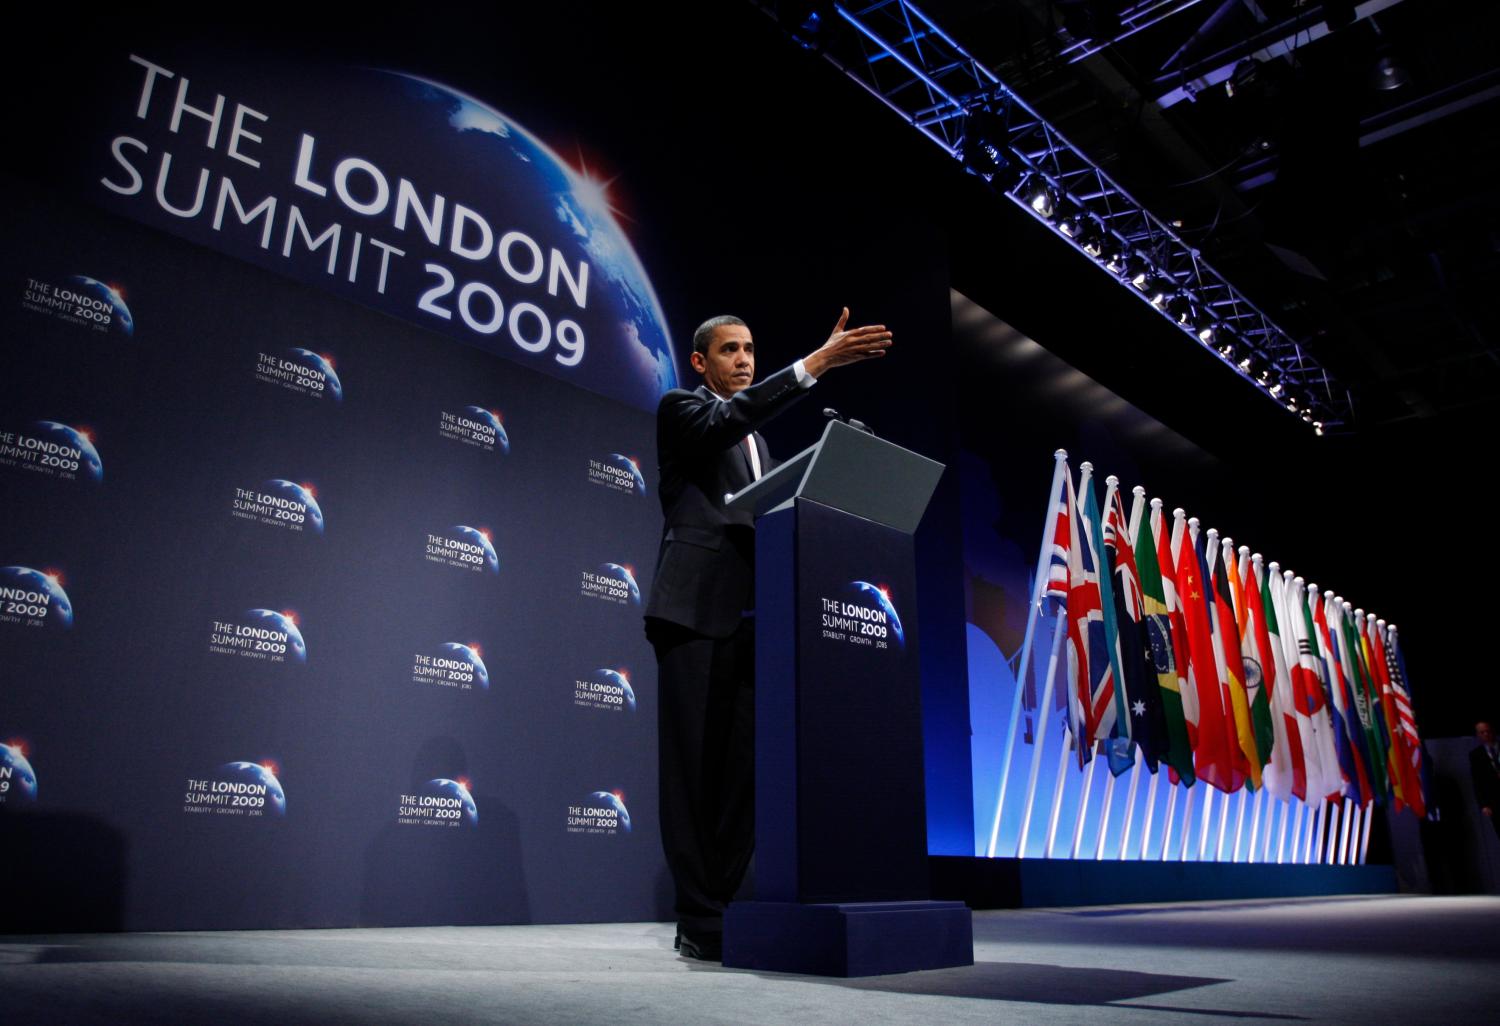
left=265, top=480, right=324, bottom=534
left=33, top=422, right=103, bottom=481
left=69, top=276, right=133, bottom=336
left=463, top=406, right=510, bottom=454
left=286, top=348, right=343, bottom=401
left=452, top=526, right=500, bottom=574
left=1, top=742, right=38, bottom=804
left=608, top=453, right=647, bottom=496
left=219, top=761, right=287, bottom=816
left=589, top=790, right=632, bottom=833
left=391, top=73, right=678, bottom=410
left=246, top=609, right=307, bottom=662
left=599, top=564, right=641, bottom=605
left=0, top=566, right=73, bottom=627
left=427, top=778, right=479, bottom=827
left=438, top=642, right=490, bottom=690
left=594, top=668, right=637, bottom=711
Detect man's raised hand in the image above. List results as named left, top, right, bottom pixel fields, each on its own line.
left=803, top=307, right=893, bottom=378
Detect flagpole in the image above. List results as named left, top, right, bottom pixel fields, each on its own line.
left=1178, top=784, right=1196, bottom=861
left=1198, top=785, right=1216, bottom=860
left=1158, top=782, right=1178, bottom=860
left=1043, top=733, right=1073, bottom=858
left=1016, top=614, right=1068, bottom=856
left=1338, top=798, right=1355, bottom=865
left=1248, top=788, right=1265, bottom=863
left=1071, top=752, right=1099, bottom=858
left=1350, top=804, right=1364, bottom=865
left=987, top=450, right=1071, bottom=858
left=1093, top=768, right=1118, bottom=860
left=1231, top=788, right=1248, bottom=862
left=1289, top=800, right=1306, bottom=864
left=1263, top=797, right=1277, bottom=863
left=1215, top=787, right=1232, bottom=861
left=1277, top=800, right=1291, bottom=864
left=1307, top=800, right=1324, bottom=863
left=1140, top=764, right=1162, bottom=859
left=1119, top=748, right=1144, bottom=859
left=1324, top=801, right=1341, bottom=864
left=1358, top=801, right=1374, bottom=864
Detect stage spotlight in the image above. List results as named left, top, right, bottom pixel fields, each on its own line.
left=1078, top=220, right=1106, bottom=257
left=1125, top=256, right=1151, bottom=289
left=1167, top=294, right=1194, bottom=325
left=1216, top=330, right=1239, bottom=362
left=1196, top=321, right=1217, bottom=346
left=1017, top=173, right=1057, bottom=219
left=1105, top=246, right=1130, bottom=275
left=1370, top=52, right=1410, bottom=91
left=1147, top=279, right=1170, bottom=308
left=1313, top=420, right=1325, bottom=436
left=958, top=106, right=1010, bottom=180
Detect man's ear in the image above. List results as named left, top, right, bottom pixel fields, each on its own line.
left=689, top=351, right=707, bottom=375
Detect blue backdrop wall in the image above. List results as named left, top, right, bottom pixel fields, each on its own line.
left=0, top=7, right=973, bottom=930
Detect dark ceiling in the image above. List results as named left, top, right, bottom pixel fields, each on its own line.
left=912, top=0, right=1500, bottom=429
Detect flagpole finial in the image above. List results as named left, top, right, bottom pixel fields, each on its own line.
left=1269, top=560, right=1281, bottom=572
left=1172, top=506, right=1186, bottom=519
left=1080, top=461, right=1094, bottom=474
left=1342, top=599, right=1353, bottom=611
left=1292, top=574, right=1304, bottom=586
left=1150, top=496, right=1163, bottom=509
left=1133, top=485, right=1146, bottom=496
left=1355, top=608, right=1366, bottom=618
left=1377, top=618, right=1387, bottom=628
left=1309, top=583, right=1319, bottom=595
left=1105, top=474, right=1119, bottom=488
left=1238, top=545, right=1250, bottom=557
left=1188, top=516, right=1200, bottom=528
left=1252, top=552, right=1263, bottom=563
left=1221, top=535, right=1234, bottom=550
left=1054, top=449, right=1068, bottom=461
left=1206, top=526, right=1219, bottom=539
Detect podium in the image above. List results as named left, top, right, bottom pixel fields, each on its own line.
left=720, top=420, right=972, bottom=976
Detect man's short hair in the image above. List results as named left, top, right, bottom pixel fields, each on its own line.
left=693, top=315, right=747, bottom=355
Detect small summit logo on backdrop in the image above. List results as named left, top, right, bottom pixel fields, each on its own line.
left=819, top=580, right=904, bottom=651
left=230, top=478, right=324, bottom=534
left=587, top=453, right=646, bottom=496
left=425, top=525, right=499, bottom=574
left=580, top=562, right=639, bottom=605
left=566, top=789, right=631, bottom=835
left=0, top=566, right=73, bottom=629
left=255, top=347, right=343, bottom=401
left=398, top=778, right=478, bottom=828
left=1, top=738, right=39, bottom=807
left=0, top=421, right=103, bottom=482
left=411, top=642, right=489, bottom=692
left=573, top=667, right=636, bottom=712
left=439, top=405, right=510, bottom=454
left=208, top=609, right=307, bottom=663
left=183, top=760, right=287, bottom=818
left=21, top=274, right=134, bottom=336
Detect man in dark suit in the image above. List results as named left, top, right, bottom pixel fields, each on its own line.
left=1470, top=720, right=1500, bottom=841
left=644, top=308, right=892, bottom=959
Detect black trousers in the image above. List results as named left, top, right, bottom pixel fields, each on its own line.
left=648, top=616, right=755, bottom=935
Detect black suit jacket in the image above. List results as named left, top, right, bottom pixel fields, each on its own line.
left=644, top=365, right=809, bottom=637
left=1470, top=744, right=1500, bottom=811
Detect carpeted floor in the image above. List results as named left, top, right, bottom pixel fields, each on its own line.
left=3, top=895, right=1497, bottom=1025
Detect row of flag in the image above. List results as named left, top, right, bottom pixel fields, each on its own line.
left=1038, top=452, right=1426, bottom=815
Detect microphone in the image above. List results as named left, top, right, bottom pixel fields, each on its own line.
left=822, top=407, right=874, bottom=435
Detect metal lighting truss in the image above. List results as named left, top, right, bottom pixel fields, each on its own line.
left=761, top=0, right=1350, bottom=430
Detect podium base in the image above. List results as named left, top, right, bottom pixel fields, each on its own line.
left=722, top=899, right=973, bottom=977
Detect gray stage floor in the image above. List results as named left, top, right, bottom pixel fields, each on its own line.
left=4, top=895, right=1499, bottom=1025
